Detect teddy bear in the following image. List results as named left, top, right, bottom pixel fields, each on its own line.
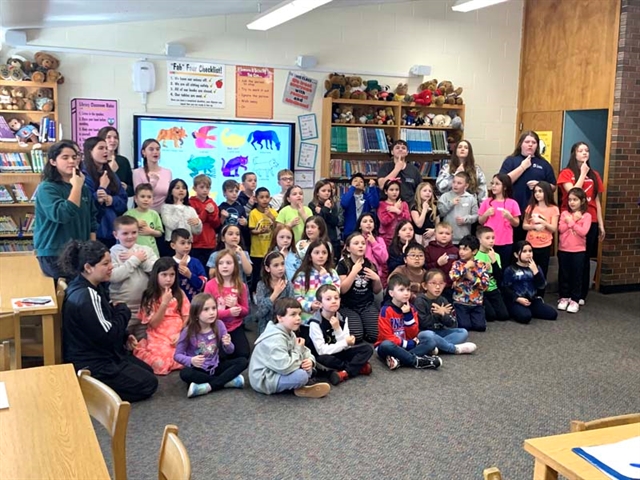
left=7, top=117, right=41, bottom=146
left=11, top=86, right=28, bottom=110
left=35, top=88, right=55, bottom=112
left=413, top=87, right=433, bottom=106
left=438, top=80, right=464, bottom=105
left=324, top=73, right=346, bottom=98
left=0, top=86, right=13, bottom=110
left=364, top=80, right=381, bottom=100
left=23, top=91, right=37, bottom=111
left=30, top=52, right=63, bottom=84
left=340, top=107, right=355, bottom=124
left=8, top=55, right=32, bottom=80
left=415, top=111, right=426, bottom=126
left=384, top=107, right=395, bottom=125
left=343, top=76, right=366, bottom=100
left=393, top=83, right=412, bottom=103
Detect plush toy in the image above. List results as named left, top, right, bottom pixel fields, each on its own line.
left=30, top=52, right=63, bottom=84
left=340, top=107, right=355, bottom=124
left=404, top=108, right=416, bottom=126
left=378, top=84, right=393, bottom=101
left=432, top=114, right=452, bottom=127
left=324, top=73, right=346, bottom=99
left=11, top=86, right=27, bottom=110
left=385, top=107, right=395, bottom=125
left=8, top=55, right=32, bottom=80
left=413, top=88, right=433, bottom=106
left=393, top=83, right=412, bottom=103
left=415, top=111, right=426, bottom=126
left=0, top=86, right=13, bottom=110
left=364, top=80, right=381, bottom=100
left=23, top=91, right=37, bottom=111
left=438, top=80, right=464, bottom=105
left=7, top=117, right=41, bottom=146
left=332, top=104, right=341, bottom=123
left=343, top=76, right=366, bottom=100
left=34, top=88, right=54, bottom=112
left=375, top=108, right=386, bottom=124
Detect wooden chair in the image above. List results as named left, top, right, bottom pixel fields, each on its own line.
left=570, top=413, right=640, bottom=432
left=0, top=340, right=11, bottom=371
left=77, top=369, right=131, bottom=480
left=483, top=467, right=503, bottom=480
left=158, top=425, right=191, bottom=480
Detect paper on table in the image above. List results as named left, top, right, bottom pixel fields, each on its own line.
left=0, top=382, right=9, bottom=409
left=573, top=436, right=640, bottom=480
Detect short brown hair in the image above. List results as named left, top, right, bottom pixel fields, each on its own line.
left=113, top=215, right=138, bottom=230
left=277, top=169, right=293, bottom=180
left=134, top=183, right=153, bottom=196
left=193, top=174, right=211, bottom=188
left=273, top=298, right=302, bottom=323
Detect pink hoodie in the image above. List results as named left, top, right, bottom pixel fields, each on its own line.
left=558, top=211, right=592, bottom=253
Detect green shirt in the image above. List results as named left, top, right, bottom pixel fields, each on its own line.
left=276, top=205, right=313, bottom=244
left=125, top=208, right=164, bottom=257
left=475, top=250, right=501, bottom=292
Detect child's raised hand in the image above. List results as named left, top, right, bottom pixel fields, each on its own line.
left=314, top=205, right=322, bottom=214
left=528, top=258, right=538, bottom=275
left=346, top=335, right=356, bottom=346
left=133, top=250, right=148, bottom=262
left=443, top=303, right=453, bottom=314
left=224, top=295, right=238, bottom=307
left=170, top=334, right=179, bottom=346
left=161, top=287, right=174, bottom=306
left=501, top=209, right=513, bottom=220
left=400, top=303, right=411, bottom=313
left=365, top=233, right=376, bottom=244
left=187, top=217, right=199, bottom=226
left=221, top=334, right=231, bottom=346
left=204, top=203, right=215, bottom=213
left=137, top=219, right=148, bottom=228
left=363, top=267, right=380, bottom=282
left=573, top=211, right=582, bottom=221
left=580, top=161, right=590, bottom=176
left=453, top=197, right=461, bottom=206
left=290, top=216, right=301, bottom=227
left=317, top=266, right=328, bottom=276
left=485, top=206, right=495, bottom=217
left=273, top=279, right=287, bottom=295
left=220, top=210, right=230, bottom=218
left=465, top=259, right=475, bottom=270
left=191, top=355, right=205, bottom=368
left=456, top=216, right=465, bottom=226
left=99, top=170, right=111, bottom=189
left=368, top=179, right=377, bottom=188
left=329, top=315, right=340, bottom=329
left=178, top=264, right=191, bottom=278
left=229, top=306, right=241, bottom=316
left=488, top=248, right=496, bottom=263
left=353, top=257, right=364, bottom=274
left=516, top=297, right=531, bottom=306
left=324, top=199, right=333, bottom=209
left=310, top=300, right=322, bottom=311
left=238, top=217, right=247, bottom=226
left=126, top=335, right=138, bottom=351
left=118, top=250, right=133, bottom=261
left=300, top=358, right=313, bottom=371
left=437, top=253, right=449, bottom=266
left=296, top=337, right=306, bottom=347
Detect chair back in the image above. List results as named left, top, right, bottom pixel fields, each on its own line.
left=570, top=413, right=640, bottom=432
left=0, top=340, right=11, bottom=371
left=483, top=467, right=503, bottom=480
left=77, top=369, right=131, bottom=480
left=158, top=425, right=191, bottom=480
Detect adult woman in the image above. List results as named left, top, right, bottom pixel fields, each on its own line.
left=499, top=131, right=556, bottom=242
left=82, top=136, right=128, bottom=249
left=98, top=126, right=134, bottom=197
left=34, top=140, right=97, bottom=280
left=436, top=140, right=487, bottom=203
left=557, top=142, right=605, bottom=305
left=60, top=240, right=158, bottom=402
left=377, top=140, right=423, bottom=204
left=132, top=138, right=172, bottom=211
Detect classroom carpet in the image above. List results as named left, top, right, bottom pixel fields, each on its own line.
left=95, top=291, right=640, bottom=480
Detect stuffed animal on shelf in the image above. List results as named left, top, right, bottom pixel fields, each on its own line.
left=364, top=80, right=381, bottom=100
left=324, top=73, right=346, bottom=98
left=23, top=91, right=37, bottom=111
left=31, top=52, right=64, bottom=84
left=393, top=83, right=412, bottom=103
left=404, top=108, right=416, bottom=126
left=0, top=86, right=14, bottom=110
left=11, top=86, right=27, bottom=110
left=375, top=108, right=386, bottom=124
left=343, top=76, right=366, bottom=100
left=413, top=88, right=433, bottom=106
left=35, top=88, right=54, bottom=112
left=378, top=84, right=393, bottom=101
left=438, top=80, right=464, bottom=105
left=7, top=55, right=32, bottom=80
left=385, top=107, right=395, bottom=125
left=7, top=117, right=41, bottom=146
left=340, top=107, right=355, bottom=124
left=332, top=104, right=341, bottom=123
left=415, top=111, right=426, bottom=126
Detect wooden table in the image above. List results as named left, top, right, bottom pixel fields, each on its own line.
left=0, top=253, right=60, bottom=367
left=524, top=423, right=640, bottom=480
left=0, top=364, right=110, bottom=479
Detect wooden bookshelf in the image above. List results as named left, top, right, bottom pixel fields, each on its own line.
left=321, top=97, right=465, bottom=182
left=0, top=80, right=59, bottom=254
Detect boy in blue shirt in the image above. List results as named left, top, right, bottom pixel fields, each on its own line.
left=170, top=228, right=207, bottom=301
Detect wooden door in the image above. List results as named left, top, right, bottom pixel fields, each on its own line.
left=519, top=111, right=564, bottom=175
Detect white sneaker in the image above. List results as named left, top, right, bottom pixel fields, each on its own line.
left=455, top=342, right=477, bottom=354
left=187, top=382, right=211, bottom=398
left=223, top=375, right=245, bottom=389
left=578, top=299, right=585, bottom=306
left=567, top=300, right=580, bottom=313
left=558, top=298, right=570, bottom=311
left=431, top=347, right=439, bottom=356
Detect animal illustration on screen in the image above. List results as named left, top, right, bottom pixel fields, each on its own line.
left=248, top=130, right=281, bottom=150
left=252, top=158, right=279, bottom=180
left=221, top=156, right=249, bottom=177
left=157, top=127, right=187, bottom=148
left=221, top=128, right=246, bottom=148
left=192, top=126, right=217, bottom=148
left=187, top=155, right=216, bottom=178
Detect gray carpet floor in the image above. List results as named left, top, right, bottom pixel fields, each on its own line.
left=96, top=291, right=640, bottom=480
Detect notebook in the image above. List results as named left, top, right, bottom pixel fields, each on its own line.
left=572, top=436, right=640, bottom=480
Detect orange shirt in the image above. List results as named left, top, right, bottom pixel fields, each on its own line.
left=525, top=204, right=560, bottom=248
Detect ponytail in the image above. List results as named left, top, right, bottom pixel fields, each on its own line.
left=58, top=240, right=108, bottom=277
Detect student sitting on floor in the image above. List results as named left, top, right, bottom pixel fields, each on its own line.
left=425, top=222, right=459, bottom=303
left=389, top=241, right=427, bottom=301
left=414, top=269, right=477, bottom=355
left=249, top=298, right=331, bottom=398
left=309, top=285, right=374, bottom=386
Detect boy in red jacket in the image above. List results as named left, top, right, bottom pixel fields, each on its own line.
left=375, top=274, right=442, bottom=370
left=425, top=222, right=459, bottom=303
left=189, top=174, right=221, bottom=269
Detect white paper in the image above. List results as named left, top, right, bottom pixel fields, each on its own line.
left=0, top=382, right=9, bottom=409
left=298, top=114, right=318, bottom=140
left=294, top=170, right=315, bottom=189
left=576, top=436, right=640, bottom=480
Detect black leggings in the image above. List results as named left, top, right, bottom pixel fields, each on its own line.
left=507, top=297, right=558, bottom=324
left=316, top=344, right=374, bottom=378
left=532, top=246, right=551, bottom=296
left=179, top=358, right=248, bottom=390
left=582, top=222, right=599, bottom=300
left=339, top=304, right=379, bottom=344
left=228, top=328, right=251, bottom=359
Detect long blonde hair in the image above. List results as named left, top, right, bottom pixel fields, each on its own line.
left=213, top=249, right=245, bottom=301
left=413, top=182, right=437, bottom=223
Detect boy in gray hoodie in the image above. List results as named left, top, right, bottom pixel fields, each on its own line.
left=249, top=298, right=330, bottom=398
left=437, top=172, right=479, bottom=244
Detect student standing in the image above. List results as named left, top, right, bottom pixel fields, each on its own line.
left=377, top=139, right=423, bottom=204
left=356, top=212, right=388, bottom=285
left=378, top=179, right=411, bottom=247
left=268, top=224, right=301, bottom=281
left=341, top=173, right=379, bottom=239
left=189, top=174, right=221, bottom=269
left=276, top=185, right=312, bottom=243
left=411, top=182, right=438, bottom=245
left=254, top=251, right=294, bottom=334
left=132, top=139, right=172, bottom=211
left=269, top=169, right=294, bottom=211
left=207, top=225, right=253, bottom=283
left=219, top=179, right=250, bottom=249
left=161, top=179, right=203, bottom=253
left=238, top=171, right=258, bottom=217
left=309, top=179, right=341, bottom=258
left=296, top=215, right=330, bottom=261
left=125, top=183, right=163, bottom=257
left=98, top=126, right=134, bottom=197
left=437, top=171, right=478, bottom=245
left=436, top=140, right=487, bottom=203
left=249, top=187, right=278, bottom=294
left=34, top=140, right=97, bottom=280
left=475, top=226, right=510, bottom=321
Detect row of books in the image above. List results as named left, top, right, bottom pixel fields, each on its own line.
left=330, top=127, right=390, bottom=153
left=0, top=213, right=35, bottom=234
left=0, top=240, right=34, bottom=252
left=0, top=150, right=46, bottom=173
left=399, top=128, right=450, bottom=154
left=0, top=183, right=33, bottom=203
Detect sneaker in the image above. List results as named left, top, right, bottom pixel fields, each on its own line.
left=579, top=299, right=585, bottom=306
left=187, top=382, right=211, bottom=398
left=455, top=342, right=477, bottom=354
left=567, top=300, right=580, bottom=313
left=386, top=356, right=401, bottom=370
left=223, top=375, right=245, bottom=389
left=358, top=362, right=372, bottom=376
left=328, top=370, right=349, bottom=385
left=431, top=347, right=439, bottom=356
left=415, top=355, right=443, bottom=369
left=557, top=298, right=570, bottom=311
left=294, top=382, right=331, bottom=398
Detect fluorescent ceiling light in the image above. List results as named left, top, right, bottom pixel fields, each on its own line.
left=451, top=0, right=510, bottom=13
left=247, top=0, right=333, bottom=30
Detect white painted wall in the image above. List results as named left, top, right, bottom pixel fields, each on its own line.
left=4, top=0, right=523, bottom=192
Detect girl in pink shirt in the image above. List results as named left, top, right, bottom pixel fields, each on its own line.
left=204, top=249, right=250, bottom=358
left=523, top=181, right=559, bottom=296
left=378, top=179, right=411, bottom=247
left=478, top=173, right=520, bottom=265
left=132, top=139, right=173, bottom=212
left=557, top=188, right=591, bottom=314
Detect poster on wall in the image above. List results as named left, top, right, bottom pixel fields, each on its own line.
left=282, top=72, right=317, bottom=111
left=235, top=66, right=274, bottom=119
left=537, top=131, right=553, bottom=162
left=70, top=98, right=118, bottom=146
left=297, top=142, right=317, bottom=170
left=167, top=61, right=225, bottom=108
left=298, top=113, right=318, bottom=140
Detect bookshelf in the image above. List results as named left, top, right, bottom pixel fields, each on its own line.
left=0, top=80, right=60, bottom=255
left=321, top=97, right=464, bottom=184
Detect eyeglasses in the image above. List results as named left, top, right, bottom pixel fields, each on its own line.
left=280, top=176, right=294, bottom=181
left=406, top=254, right=425, bottom=259
left=427, top=281, right=445, bottom=286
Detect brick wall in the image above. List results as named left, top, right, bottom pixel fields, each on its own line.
left=600, top=0, right=640, bottom=293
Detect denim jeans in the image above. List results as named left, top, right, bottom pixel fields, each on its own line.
left=375, top=331, right=437, bottom=367
left=422, top=328, right=468, bottom=354
left=275, top=368, right=311, bottom=393
left=454, top=303, right=487, bottom=332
